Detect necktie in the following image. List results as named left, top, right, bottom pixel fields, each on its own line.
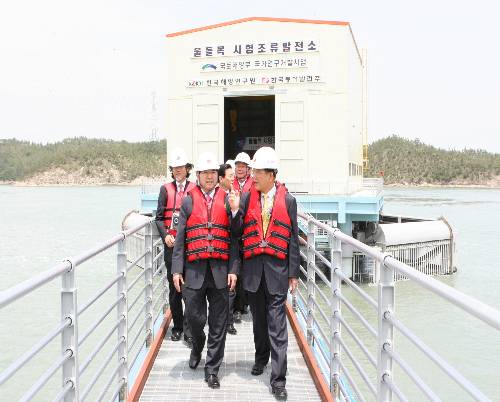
left=175, top=184, right=184, bottom=209
left=262, top=194, right=271, bottom=235
left=205, top=193, right=212, bottom=218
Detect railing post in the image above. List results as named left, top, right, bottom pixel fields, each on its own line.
left=330, top=234, right=342, bottom=399
left=117, top=236, right=129, bottom=401
left=306, top=221, right=316, bottom=345
left=144, top=223, right=154, bottom=347
left=162, top=254, right=169, bottom=314
left=377, top=256, right=395, bottom=402
left=61, top=259, right=79, bottom=401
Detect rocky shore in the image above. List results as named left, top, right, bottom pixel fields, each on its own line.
left=0, top=167, right=165, bottom=186
left=2, top=168, right=500, bottom=188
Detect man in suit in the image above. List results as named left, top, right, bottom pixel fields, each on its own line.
left=218, top=162, right=238, bottom=336
left=232, top=151, right=253, bottom=322
left=229, top=147, right=299, bottom=400
left=155, top=148, right=195, bottom=346
left=172, top=152, right=239, bottom=389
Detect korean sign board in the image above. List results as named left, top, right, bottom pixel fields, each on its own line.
left=201, top=57, right=308, bottom=73
left=192, top=40, right=319, bottom=59
left=187, top=75, right=322, bottom=88
left=242, top=136, right=275, bottom=151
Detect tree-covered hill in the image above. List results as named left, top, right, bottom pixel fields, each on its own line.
left=0, top=138, right=167, bottom=182
left=1, top=136, right=499, bottom=185
left=366, top=136, right=500, bottom=185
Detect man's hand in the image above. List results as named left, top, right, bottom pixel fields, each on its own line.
left=165, top=234, right=175, bottom=248
left=228, top=185, right=240, bottom=213
left=288, top=277, right=298, bottom=293
left=227, top=274, right=237, bottom=291
left=173, top=273, right=184, bottom=292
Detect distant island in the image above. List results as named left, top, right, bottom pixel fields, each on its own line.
left=1, top=136, right=499, bottom=187
left=366, top=136, right=500, bottom=187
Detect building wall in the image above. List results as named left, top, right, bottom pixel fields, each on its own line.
left=166, top=19, right=364, bottom=194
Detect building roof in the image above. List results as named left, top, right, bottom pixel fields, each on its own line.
left=166, top=17, right=350, bottom=38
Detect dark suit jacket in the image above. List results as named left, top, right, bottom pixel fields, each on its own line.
left=232, top=190, right=300, bottom=295
left=172, top=191, right=239, bottom=290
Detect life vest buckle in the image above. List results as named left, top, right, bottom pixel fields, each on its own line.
left=260, top=241, right=268, bottom=247
left=207, top=222, right=213, bottom=229
left=207, top=234, right=214, bottom=240
left=207, top=246, right=214, bottom=252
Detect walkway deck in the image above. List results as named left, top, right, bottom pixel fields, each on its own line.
left=139, top=312, right=323, bottom=402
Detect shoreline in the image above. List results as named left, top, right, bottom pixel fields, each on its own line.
left=2, top=180, right=500, bottom=189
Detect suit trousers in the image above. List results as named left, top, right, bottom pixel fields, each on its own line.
left=228, top=288, right=235, bottom=326
left=233, top=278, right=248, bottom=312
left=164, top=247, right=191, bottom=338
left=182, top=266, right=229, bottom=375
left=247, top=271, right=288, bottom=387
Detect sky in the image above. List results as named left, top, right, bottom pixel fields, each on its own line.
left=1, top=0, right=499, bottom=152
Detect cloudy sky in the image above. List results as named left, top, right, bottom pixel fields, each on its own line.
left=1, top=0, right=499, bottom=151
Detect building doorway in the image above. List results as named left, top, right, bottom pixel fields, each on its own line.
left=224, top=95, right=275, bottom=162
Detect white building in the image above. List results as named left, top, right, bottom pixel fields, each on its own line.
left=166, top=17, right=366, bottom=195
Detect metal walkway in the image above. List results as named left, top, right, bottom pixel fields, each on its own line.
left=139, top=313, right=322, bottom=402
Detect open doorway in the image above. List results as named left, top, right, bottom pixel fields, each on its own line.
left=224, top=96, right=275, bottom=162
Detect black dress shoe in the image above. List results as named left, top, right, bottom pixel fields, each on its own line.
left=188, top=351, right=201, bottom=369
left=251, top=364, right=265, bottom=376
left=171, top=329, right=182, bottom=341
left=227, top=323, right=237, bottom=335
left=233, top=310, right=242, bottom=323
left=272, top=386, right=287, bottom=400
left=205, top=374, right=220, bottom=389
left=184, top=336, right=193, bottom=349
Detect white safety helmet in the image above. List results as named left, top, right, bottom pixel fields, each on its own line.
left=234, top=152, right=251, bottom=166
left=225, top=159, right=235, bottom=170
left=169, top=148, right=190, bottom=168
left=196, top=152, right=219, bottom=172
left=251, top=147, right=279, bottom=170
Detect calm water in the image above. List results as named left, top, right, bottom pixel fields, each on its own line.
left=1, top=185, right=499, bottom=401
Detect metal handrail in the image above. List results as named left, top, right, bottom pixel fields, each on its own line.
left=128, top=269, right=146, bottom=292
left=78, top=296, right=122, bottom=346
left=336, top=335, right=377, bottom=396
left=128, top=286, right=146, bottom=312
left=79, top=320, right=121, bottom=376
left=78, top=273, right=122, bottom=316
left=19, top=349, right=72, bottom=402
left=127, top=251, right=148, bottom=272
left=386, top=312, right=489, bottom=401
left=0, top=261, right=70, bottom=309
left=0, top=218, right=171, bottom=402
left=385, top=347, right=440, bottom=401
left=296, top=210, right=500, bottom=401
left=0, top=317, right=71, bottom=386
left=80, top=339, right=124, bottom=401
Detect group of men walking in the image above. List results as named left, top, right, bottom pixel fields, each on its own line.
left=155, top=147, right=299, bottom=400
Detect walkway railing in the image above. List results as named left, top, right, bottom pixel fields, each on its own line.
left=0, top=219, right=167, bottom=402
left=3, top=211, right=500, bottom=401
left=293, top=211, right=500, bottom=402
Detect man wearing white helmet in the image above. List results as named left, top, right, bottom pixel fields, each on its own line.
left=172, top=151, right=239, bottom=389
left=229, top=146, right=299, bottom=400
left=233, top=151, right=254, bottom=193
left=231, top=151, right=253, bottom=323
left=155, top=148, right=195, bottom=346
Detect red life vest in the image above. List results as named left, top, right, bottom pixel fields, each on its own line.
left=233, top=176, right=254, bottom=193
left=162, top=181, right=196, bottom=236
left=185, top=186, right=231, bottom=262
left=242, top=183, right=292, bottom=260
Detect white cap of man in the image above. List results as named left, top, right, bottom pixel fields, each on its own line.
left=169, top=148, right=190, bottom=168
left=234, top=152, right=251, bottom=166
left=196, top=152, right=220, bottom=172
left=250, top=147, right=279, bottom=170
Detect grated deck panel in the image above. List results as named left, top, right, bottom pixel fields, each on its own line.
left=139, top=312, right=323, bottom=401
